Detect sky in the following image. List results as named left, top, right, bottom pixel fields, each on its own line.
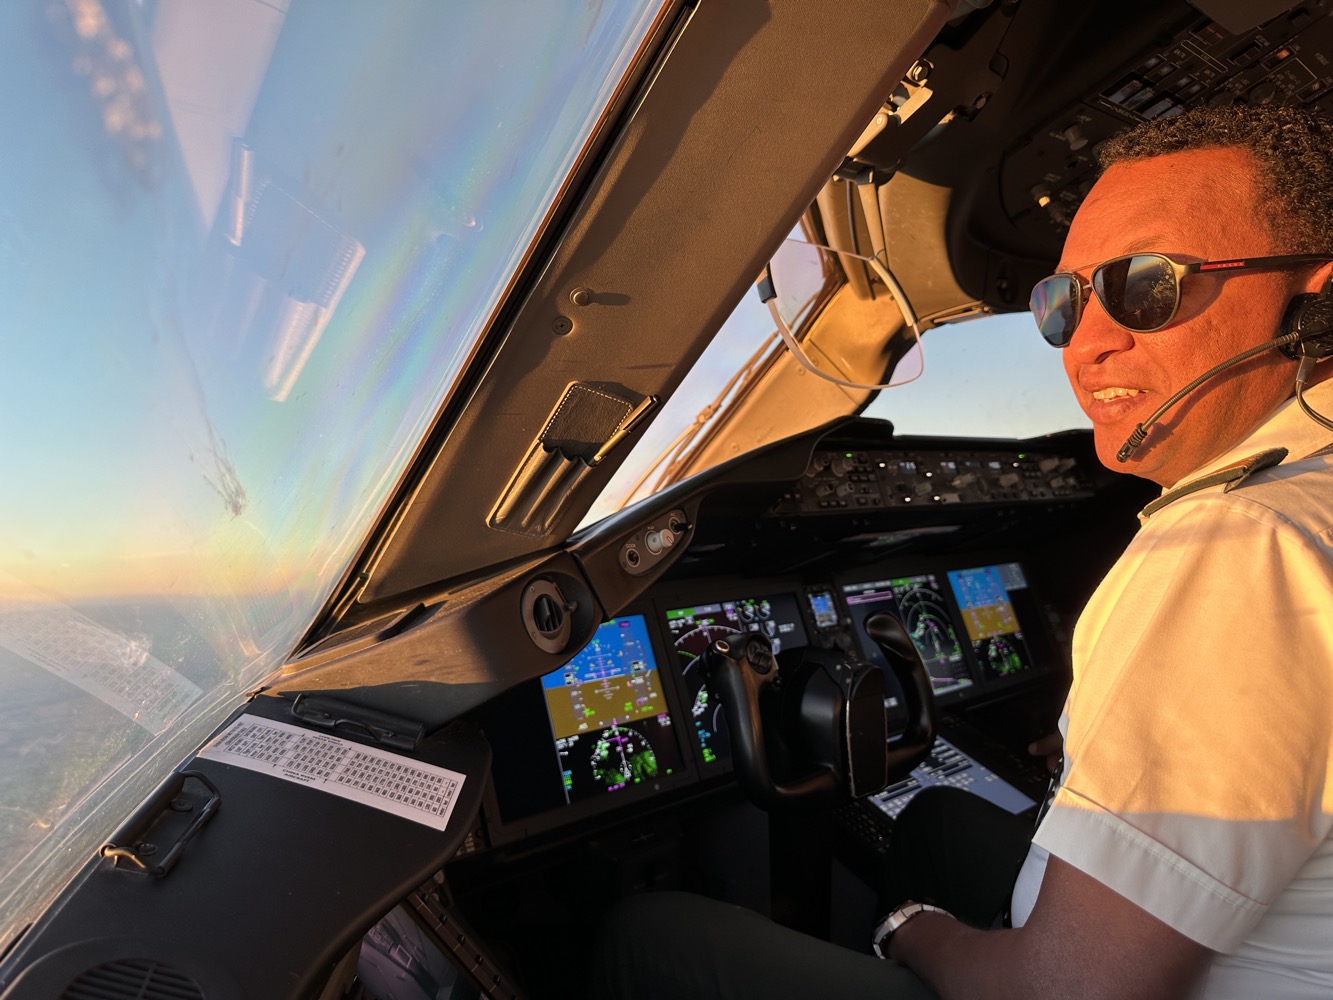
left=864, top=311, right=1091, bottom=440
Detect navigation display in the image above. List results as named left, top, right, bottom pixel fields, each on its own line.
left=843, top=574, right=974, bottom=699
left=946, top=563, right=1035, bottom=681
left=540, top=615, right=686, bottom=806
left=662, top=593, right=809, bottom=767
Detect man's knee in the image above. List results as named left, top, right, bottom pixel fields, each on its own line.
left=593, top=891, right=744, bottom=999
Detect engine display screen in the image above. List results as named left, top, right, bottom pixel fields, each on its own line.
left=539, top=615, right=686, bottom=806
left=946, top=563, right=1036, bottom=681
left=662, top=593, right=809, bottom=768
left=843, top=573, right=974, bottom=700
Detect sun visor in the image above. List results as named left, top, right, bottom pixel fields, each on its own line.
left=490, top=382, right=656, bottom=536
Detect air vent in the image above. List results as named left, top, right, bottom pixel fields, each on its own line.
left=63, top=958, right=205, bottom=1000
left=533, top=593, right=564, bottom=635
left=520, top=578, right=575, bottom=653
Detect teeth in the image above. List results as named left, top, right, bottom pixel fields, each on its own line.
left=1092, top=387, right=1143, bottom=401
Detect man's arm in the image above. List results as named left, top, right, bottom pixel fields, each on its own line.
left=890, top=856, right=1212, bottom=999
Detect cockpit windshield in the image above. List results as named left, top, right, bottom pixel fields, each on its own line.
left=0, top=0, right=664, bottom=948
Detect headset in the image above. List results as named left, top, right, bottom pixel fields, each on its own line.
left=1279, top=283, right=1333, bottom=360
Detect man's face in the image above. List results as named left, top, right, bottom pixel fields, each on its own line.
left=1059, top=147, right=1302, bottom=487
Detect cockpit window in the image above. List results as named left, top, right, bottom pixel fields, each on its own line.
left=583, top=278, right=782, bottom=524
left=0, top=0, right=664, bottom=948
left=862, top=312, right=1091, bottom=438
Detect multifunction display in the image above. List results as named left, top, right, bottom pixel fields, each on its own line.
left=946, top=563, right=1035, bottom=680
left=843, top=573, right=974, bottom=699
left=540, top=615, right=686, bottom=806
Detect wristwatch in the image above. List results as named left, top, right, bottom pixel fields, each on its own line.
left=872, top=901, right=953, bottom=959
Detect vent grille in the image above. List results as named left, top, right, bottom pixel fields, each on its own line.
left=63, top=958, right=205, bottom=1000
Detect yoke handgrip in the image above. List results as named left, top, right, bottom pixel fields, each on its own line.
left=864, top=611, right=936, bottom=780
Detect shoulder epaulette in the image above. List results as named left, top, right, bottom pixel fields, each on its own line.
left=1141, top=447, right=1288, bottom=520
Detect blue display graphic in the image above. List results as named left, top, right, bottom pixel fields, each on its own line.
left=808, top=590, right=839, bottom=628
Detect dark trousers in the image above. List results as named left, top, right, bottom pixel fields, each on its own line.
left=591, top=787, right=1033, bottom=999
left=878, top=785, right=1035, bottom=927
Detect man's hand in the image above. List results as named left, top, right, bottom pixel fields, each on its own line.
left=1028, top=731, right=1064, bottom=775
left=890, top=857, right=1212, bottom=999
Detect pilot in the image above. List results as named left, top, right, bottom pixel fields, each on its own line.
left=593, top=103, right=1333, bottom=998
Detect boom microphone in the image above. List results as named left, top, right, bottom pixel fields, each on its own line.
left=1117, top=307, right=1333, bottom=463
left=1116, top=334, right=1299, bottom=462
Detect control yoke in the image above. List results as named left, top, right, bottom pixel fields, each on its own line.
left=702, top=611, right=934, bottom=810
left=703, top=633, right=838, bottom=807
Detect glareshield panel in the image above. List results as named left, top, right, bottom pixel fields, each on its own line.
left=0, top=0, right=663, bottom=948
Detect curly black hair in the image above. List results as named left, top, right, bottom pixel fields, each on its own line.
left=1097, top=104, right=1333, bottom=255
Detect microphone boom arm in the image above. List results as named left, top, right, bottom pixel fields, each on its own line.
left=1117, top=331, right=1302, bottom=462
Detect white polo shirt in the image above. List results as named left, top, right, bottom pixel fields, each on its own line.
left=1010, top=378, right=1333, bottom=998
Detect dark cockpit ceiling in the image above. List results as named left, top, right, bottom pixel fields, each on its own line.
left=874, top=0, right=1333, bottom=321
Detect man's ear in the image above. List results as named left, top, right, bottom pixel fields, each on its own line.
left=1303, top=261, right=1333, bottom=296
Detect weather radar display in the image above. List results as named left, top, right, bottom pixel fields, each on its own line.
left=946, top=563, right=1035, bottom=680
left=663, top=594, right=809, bottom=767
left=843, top=574, right=973, bottom=697
left=540, top=616, right=684, bottom=805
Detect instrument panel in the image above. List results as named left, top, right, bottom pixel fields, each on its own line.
left=474, top=551, right=1065, bottom=847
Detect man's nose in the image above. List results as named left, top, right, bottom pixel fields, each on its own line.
left=1065, top=293, right=1137, bottom=365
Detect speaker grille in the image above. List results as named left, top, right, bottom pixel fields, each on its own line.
left=62, top=958, right=205, bottom=1000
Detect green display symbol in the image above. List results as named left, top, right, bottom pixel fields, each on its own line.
left=591, top=726, right=658, bottom=791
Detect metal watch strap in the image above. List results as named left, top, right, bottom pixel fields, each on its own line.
left=872, top=901, right=952, bottom=959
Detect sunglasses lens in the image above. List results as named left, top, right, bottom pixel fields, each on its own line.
left=1093, top=254, right=1178, bottom=332
left=1030, top=274, right=1081, bottom=347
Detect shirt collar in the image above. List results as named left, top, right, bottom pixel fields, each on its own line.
left=1165, top=377, right=1333, bottom=488
left=1139, top=378, right=1333, bottom=522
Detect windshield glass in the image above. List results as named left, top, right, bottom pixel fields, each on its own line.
left=586, top=304, right=1089, bottom=524
left=0, top=0, right=663, bottom=948
left=862, top=312, right=1090, bottom=437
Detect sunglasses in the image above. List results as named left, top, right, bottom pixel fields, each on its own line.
left=1030, top=252, right=1333, bottom=347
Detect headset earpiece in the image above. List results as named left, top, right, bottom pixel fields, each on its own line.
left=1279, top=292, right=1333, bottom=360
